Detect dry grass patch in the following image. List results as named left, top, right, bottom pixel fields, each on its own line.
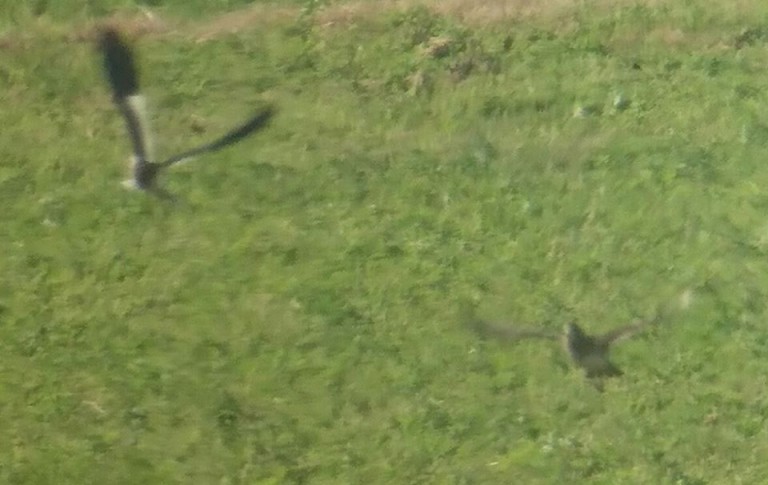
left=191, top=4, right=297, bottom=43
left=4, top=0, right=765, bottom=49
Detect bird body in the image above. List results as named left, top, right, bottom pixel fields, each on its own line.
left=562, top=322, right=623, bottom=378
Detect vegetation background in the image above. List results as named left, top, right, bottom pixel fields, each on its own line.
left=3, top=0, right=768, bottom=482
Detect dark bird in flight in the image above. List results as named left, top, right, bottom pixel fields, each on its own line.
left=98, top=27, right=275, bottom=197
left=465, top=310, right=659, bottom=382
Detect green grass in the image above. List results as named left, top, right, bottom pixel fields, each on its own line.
left=4, top=0, right=768, bottom=482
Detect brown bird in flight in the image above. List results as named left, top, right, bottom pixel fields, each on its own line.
left=466, top=310, right=659, bottom=381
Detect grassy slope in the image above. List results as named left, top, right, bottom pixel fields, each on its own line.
left=3, top=0, right=768, bottom=482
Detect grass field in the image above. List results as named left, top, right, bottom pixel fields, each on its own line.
left=4, top=0, right=768, bottom=482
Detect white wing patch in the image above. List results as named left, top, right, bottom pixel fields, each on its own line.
left=125, top=94, right=154, bottom=162
left=121, top=179, right=140, bottom=190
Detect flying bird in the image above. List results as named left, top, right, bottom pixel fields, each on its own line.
left=98, top=27, right=275, bottom=197
left=465, top=311, right=659, bottom=383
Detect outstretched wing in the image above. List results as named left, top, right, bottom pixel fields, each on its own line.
left=598, top=315, right=660, bottom=345
left=466, top=318, right=559, bottom=342
left=160, top=106, right=276, bottom=167
left=100, top=28, right=138, bottom=99
left=99, top=27, right=154, bottom=164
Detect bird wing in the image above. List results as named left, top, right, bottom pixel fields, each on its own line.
left=598, top=316, right=658, bottom=345
left=99, top=28, right=154, bottom=165
left=100, top=28, right=139, bottom=100
left=466, top=318, right=559, bottom=342
left=160, top=106, right=276, bottom=167
left=118, top=95, right=154, bottom=164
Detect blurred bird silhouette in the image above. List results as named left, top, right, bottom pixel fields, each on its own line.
left=465, top=306, right=660, bottom=384
left=98, top=27, right=275, bottom=198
